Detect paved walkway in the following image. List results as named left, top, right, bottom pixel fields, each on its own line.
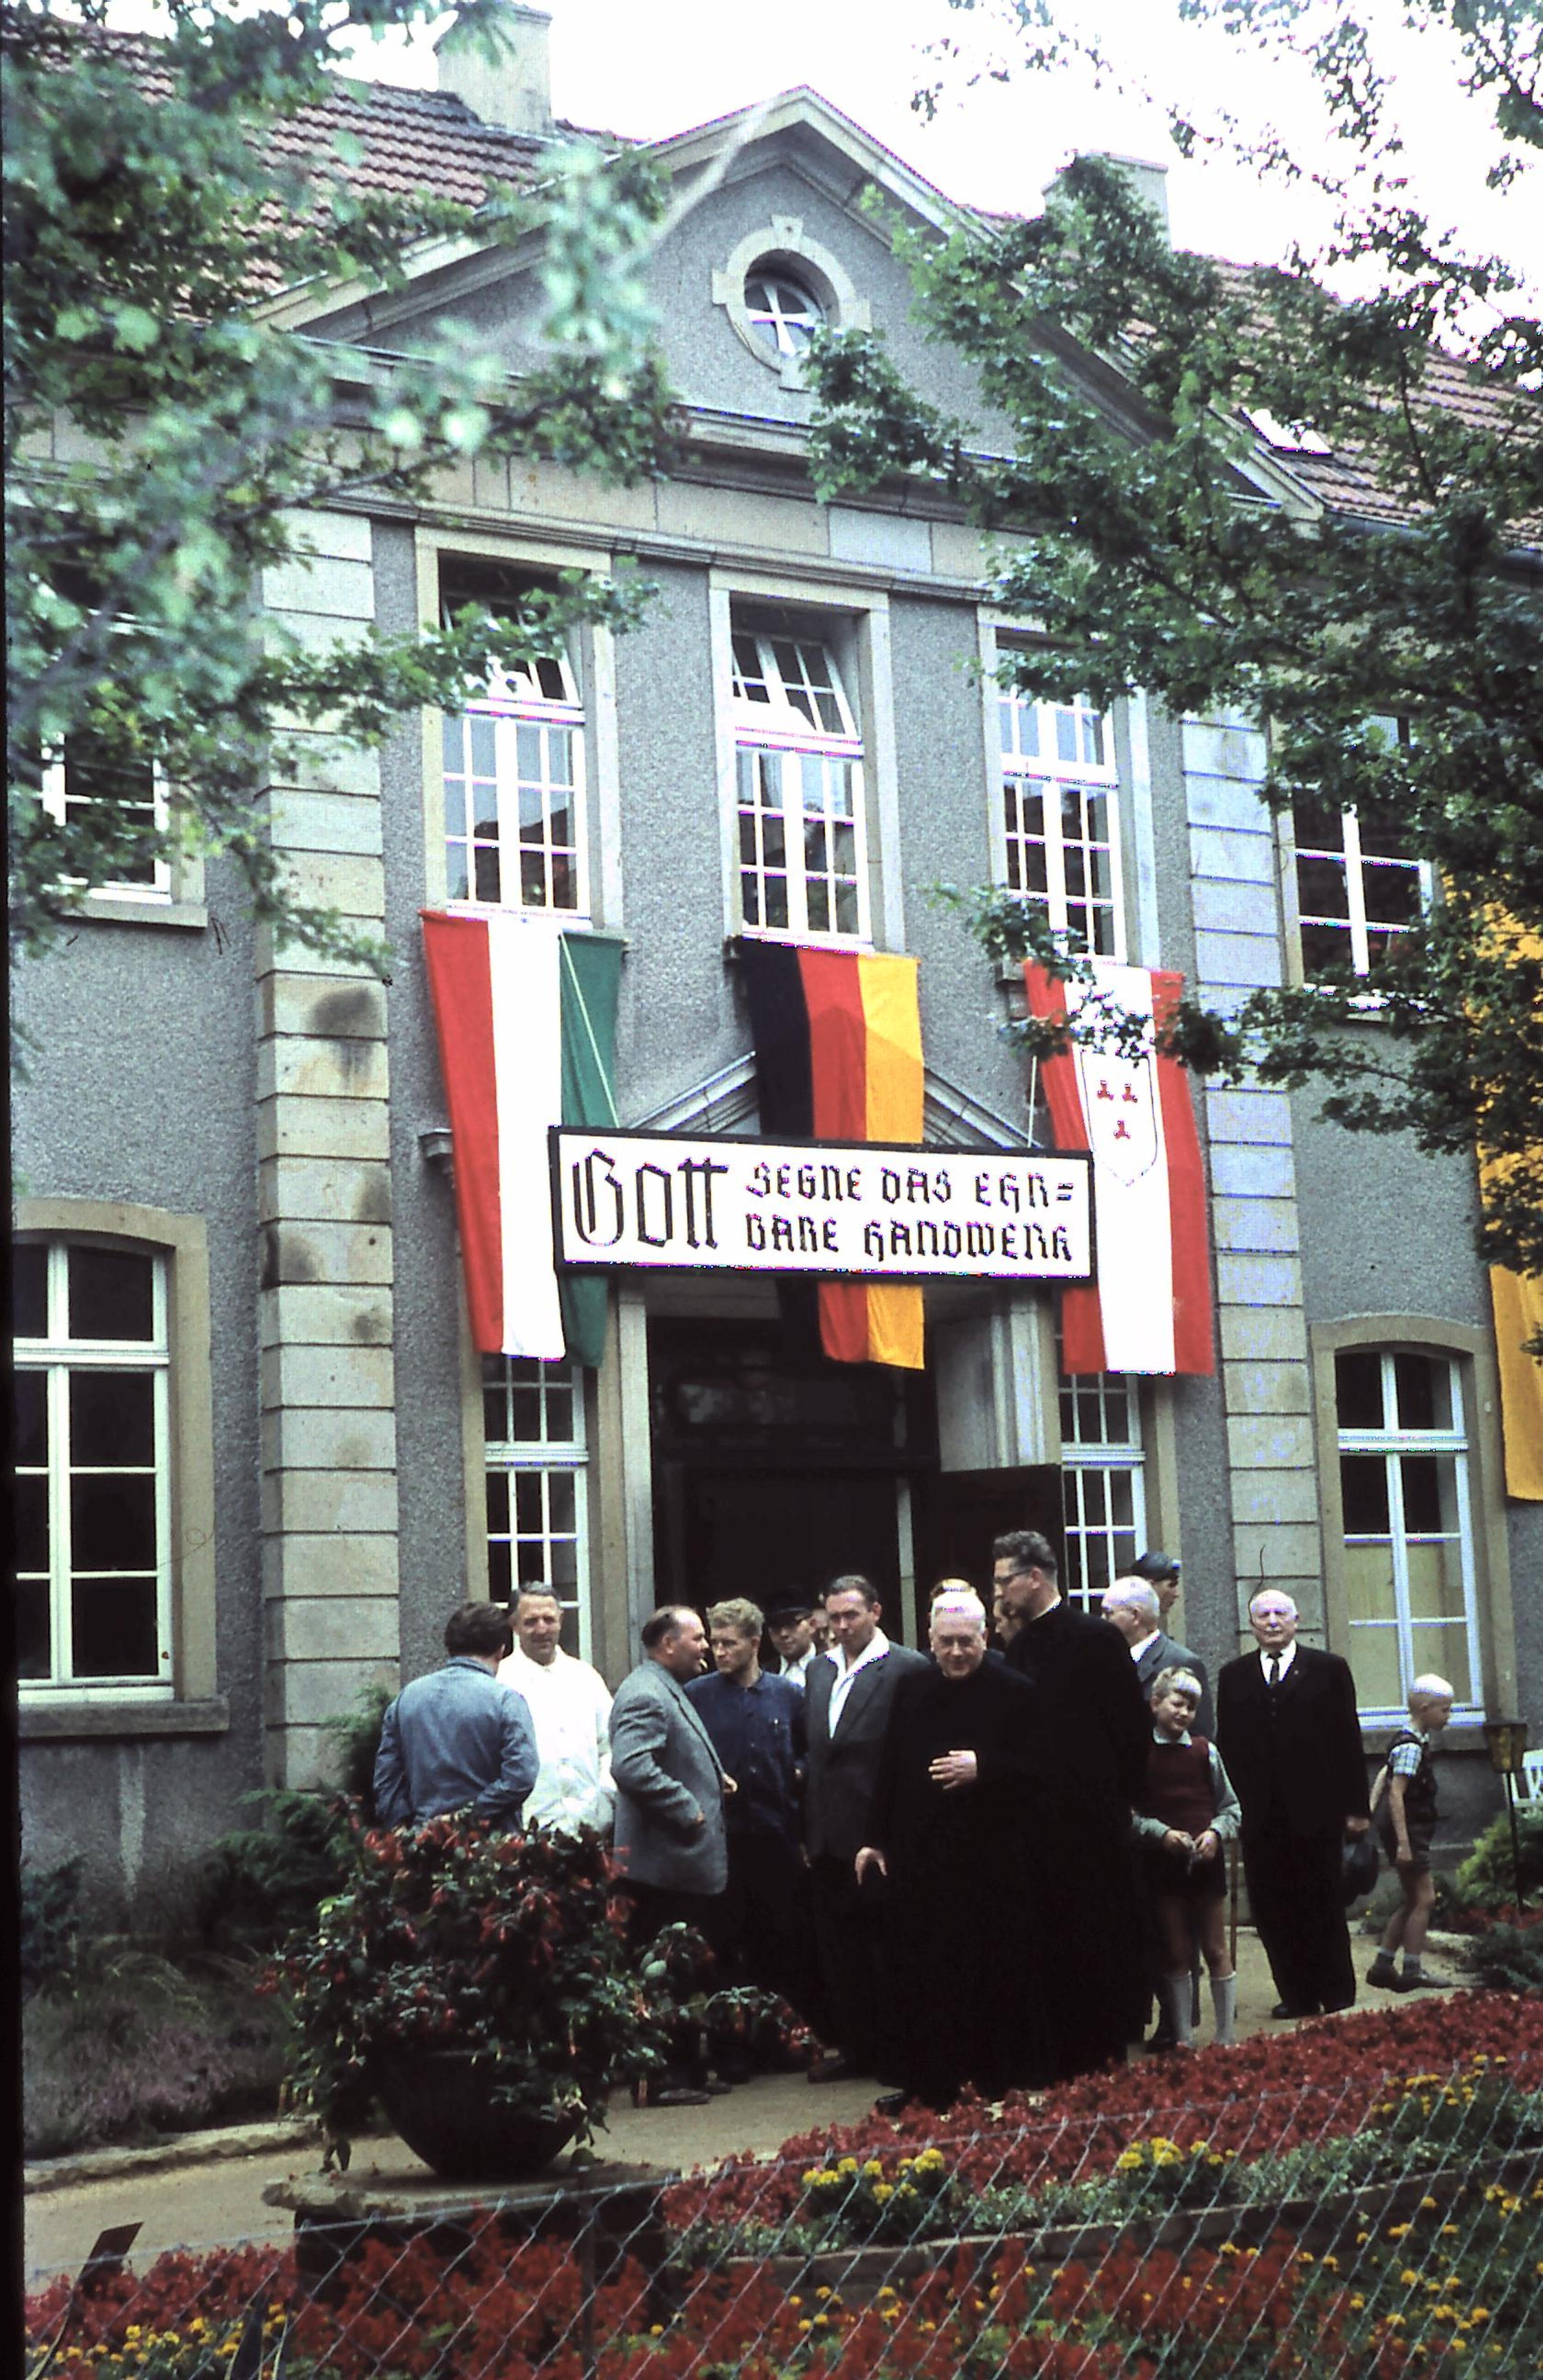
left=23, top=1925, right=1462, bottom=2283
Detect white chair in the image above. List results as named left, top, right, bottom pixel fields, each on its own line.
left=1519, top=1749, right=1543, bottom=1804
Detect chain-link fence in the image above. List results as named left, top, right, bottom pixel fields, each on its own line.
left=26, top=2057, right=1543, bottom=2378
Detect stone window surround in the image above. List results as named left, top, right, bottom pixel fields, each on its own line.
left=1311, top=1312, right=1517, bottom=1739
left=708, top=566, right=902, bottom=953
left=711, top=216, right=872, bottom=390
left=16, top=1197, right=224, bottom=1742
left=33, top=755, right=208, bottom=933
left=415, top=523, right=624, bottom=932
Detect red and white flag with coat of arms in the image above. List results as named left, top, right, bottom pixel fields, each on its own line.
left=1024, top=960, right=1214, bottom=1376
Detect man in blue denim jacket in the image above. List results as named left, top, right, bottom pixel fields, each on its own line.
left=374, top=1600, right=538, bottom=1829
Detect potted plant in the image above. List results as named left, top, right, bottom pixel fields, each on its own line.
left=270, top=1802, right=666, bottom=2180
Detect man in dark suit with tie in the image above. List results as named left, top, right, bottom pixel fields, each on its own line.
left=804, top=1573, right=928, bottom=2080
left=1216, top=1589, right=1371, bottom=2018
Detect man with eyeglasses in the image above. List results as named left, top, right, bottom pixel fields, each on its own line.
left=991, top=1529, right=1149, bottom=2077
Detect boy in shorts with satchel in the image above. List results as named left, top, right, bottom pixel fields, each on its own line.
left=1367, top=1675, right=1460, bottom=1993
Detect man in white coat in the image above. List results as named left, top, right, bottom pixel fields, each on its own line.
left=497, top=1583, right=614, bottom=1834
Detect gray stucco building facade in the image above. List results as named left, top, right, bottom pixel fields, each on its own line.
left=17, top=14, right=1539, bottom=1923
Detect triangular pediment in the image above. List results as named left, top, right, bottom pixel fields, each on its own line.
left=261, top=83, right=969, bottom=348
left=631, top=1053, right=1035, bottom=1153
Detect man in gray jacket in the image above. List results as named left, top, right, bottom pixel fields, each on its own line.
left=1101, top=1579, right=1213, bottom=1736
left=610, top=1605, right=728, bottom=1941
left=610, top=1605, right=730, bottom=2107
left=373, top=1600, right=538, bottom=1829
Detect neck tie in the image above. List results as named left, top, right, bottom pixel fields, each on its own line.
left=1267, top=1654, right=1282, bottom=1690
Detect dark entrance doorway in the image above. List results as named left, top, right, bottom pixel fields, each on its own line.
left=911, top=1466, right=1064, bottom=1639
left=649, top=1319, right=930, bottom=1625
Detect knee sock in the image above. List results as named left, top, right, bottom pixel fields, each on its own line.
left=1402, top=1954, right=1425, bottom=1977
left=1369, top=1948, right=1397, bottom=1978
left=1210, top=1973, right=1237, bottom=2046
left=1163, top=1970, right=1195, bottom=2047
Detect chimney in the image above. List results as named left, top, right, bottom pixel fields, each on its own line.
left=435, top=2, right=552, bottom=137
left=1048, top=152, right=1170, bottom=243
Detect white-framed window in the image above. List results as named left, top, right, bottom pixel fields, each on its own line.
left=441, top=645, right=586, bottom=915
left=483, top=1356, right=591, bottom=1658
left=40, top=734, right=171, bottom=901
left=1292, top=718, right=1430, bottom=978
left=1294, top=797, right=1430, bottom=978
left=1335, top=1346, right=1481, bottom=1720
left=731, top=612, right=867, bottom=944
left=994, top=674, right=1124, bottom=959
left=14, top=1239, right=172, bottom=1694
left=1059, top=1368, right=1145, bottom=1613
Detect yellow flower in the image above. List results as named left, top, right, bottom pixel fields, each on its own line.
left=1115, top=2149, right=1145, bottom=2172
left=862, top=2159, right=884, bottom=2178
left=1421, top=2196, right=1438, bottom=2210
left=1321, top=2256, right=1338, bottom=2272
left=815, top=2286, right=833, bottom=2300
left=913, top=2147, right=946, bottom=2174
left=837, top=2155, right=859, bottom=2177
left=1350, top=2297, right=1366, bottom=2312
left=1388, top=2223, right=1411, bottom=2240
left=1400, top=2270, right=1421, bottom=2288
left=797, top=2318, right=812, bottom=2333
left=872, top=2183, right=894, bottom=2202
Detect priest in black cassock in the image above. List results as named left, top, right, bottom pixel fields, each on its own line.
left=992, top=1527, right=1151, bottom=2078
left=856, top=1590, right=1053, bottom=2109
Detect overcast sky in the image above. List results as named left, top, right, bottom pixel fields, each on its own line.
left=330, top=0, right=1532, bottom=273
left=98, top=0, right=1533, bottom=281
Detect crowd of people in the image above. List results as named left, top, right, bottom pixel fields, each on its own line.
left=374, top=1537, right=1450, bottom=2113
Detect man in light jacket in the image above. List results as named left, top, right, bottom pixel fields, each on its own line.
left=374, top=1600, right=537, bottom=1830
left=497, top=1583, right=614, bottom=1833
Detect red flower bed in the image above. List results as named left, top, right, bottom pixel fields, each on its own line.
left=665, top=1991, right=1543, bottom=2232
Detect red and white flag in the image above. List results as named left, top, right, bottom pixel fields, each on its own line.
left=1024, top=960, right=1213, bottom=1375
left=421, top=909, right=565, bottom=1358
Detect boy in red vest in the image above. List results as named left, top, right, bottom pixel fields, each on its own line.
left=1132, top=1667, right=1242, bottom=2047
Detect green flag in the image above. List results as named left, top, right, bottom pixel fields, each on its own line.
left=558, top=932, right=624, bottom=1368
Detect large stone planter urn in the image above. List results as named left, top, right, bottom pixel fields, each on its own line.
left=378, top=2053, right=578, bottom=2183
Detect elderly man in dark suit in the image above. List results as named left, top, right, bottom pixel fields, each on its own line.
left=1102, top=1578, right=1213, bottom=1737
left=804, top=1573, right=928, bottom=2082
left=1216, top=1589, right=1371, bottom=2019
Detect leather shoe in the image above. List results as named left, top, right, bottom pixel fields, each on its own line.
left=874, top=2090, right=909, bottom=2116
left=1395, top=1967, right=1462, bottom=1991
left=807, top=2053, right=857, bottom=2083
left=652, top=2084, right=712, bottom=2107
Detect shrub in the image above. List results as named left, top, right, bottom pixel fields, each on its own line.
left=1454, top=1797, right=1543, bottom=1908
left=23, top=1948, right=292, bottom=2159
left=270, top=1804, right=667, bottom=2145
left=21, top=1855, right=84, bottom=1996
left=197, top=1685, right=392, bottom=1953
left=1465, top=1921, right=1543, bottom=1993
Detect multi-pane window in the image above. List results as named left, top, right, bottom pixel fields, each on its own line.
left=14, top=1241, right=171, bottom=1692
left=1336, top=1347, right=1481, bottom=1718
left=1294, top=721, right=1429, bottom=977
left=442, top=639, right=586, bottom=914
left=40, top=734, right=169, bottom=899
left=996, top=677, right=1123, bottom=958
left=483, top=1357, right=590, bottom=1657
left=732, top=615, right=867, bottom=944
left=1059, top=1368, right=1145, bottom=1613
left=744, top=271, right=824, bottom=356
left=1294, top=794, right=1429, bottom=977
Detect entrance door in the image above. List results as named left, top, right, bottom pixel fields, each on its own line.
left=667, top=1467, right=903, bottom=1617
left=912, top=1465, right=1064, bottom=1637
